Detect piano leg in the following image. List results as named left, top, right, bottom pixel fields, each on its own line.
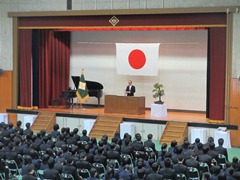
left=97, top=97, right=100, bottom=107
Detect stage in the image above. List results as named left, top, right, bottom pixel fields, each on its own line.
left=39, top=105, right=207, bottom=123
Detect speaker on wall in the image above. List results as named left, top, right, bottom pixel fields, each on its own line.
left=67, top=0, right=72, bottom=10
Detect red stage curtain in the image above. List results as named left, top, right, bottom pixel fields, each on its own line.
left=208, top=27, right=226, bottom=121
left=38, top=30, right=70, bottom=108
left=18, top=29, right=32, bottom=109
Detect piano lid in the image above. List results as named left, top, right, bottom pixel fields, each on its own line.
left=71, top=76, right=103, bottom=90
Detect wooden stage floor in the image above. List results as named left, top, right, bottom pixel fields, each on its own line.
left=39, top=105, right=207, bottom=124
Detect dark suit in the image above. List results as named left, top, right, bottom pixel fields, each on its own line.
left=173, top=163, right=189, bottom=178
left=126, top=85, right=136, bottom=96
left=132, top=140, right=145, bottom=152
left=215, top=145, right=228, bottom=161
left=62, top=164, right=81, bottom=180
left=75, top=160, right=92, bottom=171
left=80, top=135, right=90, bottom=142
left=119, top=170, right=132, bottom=180
left=144, top=140, right=156, bottom=153
left=159, top=167, right=177, bottom=179
left=6, top=150, right=21, bottom=167
left=93, top=154, right=107, bottom=167
left=106, top=149, right=120, bottom=162
left=208, top=149, right=218, bottom=160
left=198, top=154, right=212, bottom=167
left=147, top=172, right=163, bottom=180
left=185, top=158, right=200, bottom=170
left=22, top=174, right=38, bottom=180
left=44, top=168, right=61, bottom=180
left=121, top=144, right=134, bottom=156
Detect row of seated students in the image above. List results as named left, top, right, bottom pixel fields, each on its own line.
left=0, top=121, right=238, bottom=180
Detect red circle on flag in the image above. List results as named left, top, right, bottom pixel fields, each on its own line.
left=128, top=49, right=146, bottom=69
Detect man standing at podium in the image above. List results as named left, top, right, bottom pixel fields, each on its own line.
left=126, top=80, right=136, bottom=96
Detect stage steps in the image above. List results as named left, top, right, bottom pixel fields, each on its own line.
left=89, top=116, right=123, bottom=139
left=160, top=121, right=188, bottom=145
left=31, top=112, right=56, bottom=133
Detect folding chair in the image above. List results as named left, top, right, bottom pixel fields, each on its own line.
left=120, top=154, right=134, bottom=169
left=38, top=151, right=46, bottom=159
left=92, top=163, right=105, bottom=179
left=107, top=159, right=120, bottom=169
left=176, top=173, right=187, bottom=180
left=37, top=169, right=44, bottom=179
left=217, top=154, right=227, bottom=169
left=5, top=159, right=21, bottom=176
left=0, top=173, right=5, bottom=180
left=61, top=173, right=74, bottom=180
left=53, top=147, right=62, bottom=153
left=188, top=167, right=200, bottom=180
left=199, top=162, right=209, bottom=174
left=77, top=168, right=90, bottom=179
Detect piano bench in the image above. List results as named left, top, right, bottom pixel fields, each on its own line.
left=51, top=98, right=60, bottom=107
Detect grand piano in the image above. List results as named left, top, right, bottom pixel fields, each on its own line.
left=71, top=76, right=103, bottom=107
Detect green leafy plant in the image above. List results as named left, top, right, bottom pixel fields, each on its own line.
left=152, top=83, right=164, bottom=104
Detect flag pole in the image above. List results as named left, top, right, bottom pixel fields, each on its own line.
left=76, top=68, right=89, bottom=109
left=80, top=69, right=84, bottom=110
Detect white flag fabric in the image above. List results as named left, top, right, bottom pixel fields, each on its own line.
left=116, top=43, right=160, bottom=76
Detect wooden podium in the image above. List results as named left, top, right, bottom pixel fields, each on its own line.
left=104, top=95, right=145, bottom=115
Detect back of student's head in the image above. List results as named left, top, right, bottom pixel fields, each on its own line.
left=197, top=142, right=203, bottom=150
left=137, top=168, right=145, bottom=178
left=90, top=167, right=98, bottom=177
left=171, top=140, right=177, bottom=147
left=218, top=172, right=226, bottom=180
left=47, top=158, right=55, bottom=169
left=202, top=145, right=209, bottom=154
left=137, top=159, right=144, bottom=169
left=42, top=154, right=50, bottom=163
left=110, top=142, right=115, bottom=150
left=97, top=147, right=104, bottom=154
left=25, top=122, right=31, bottom=129
left=164, top=158, right=172, bottom=168
left=148, top=158, right=155, bottom=167
left=177, top=154, right=184, bottom=162
left=195, top=138, right=200, bottom=144
left=218, top=138, right=224, bottom=146
left=147, top=133, right=153, bottom=140
left=91, top=137, right=97, bottom=144
left=82, top=129, right=87, bottom=136
left=151, top=162, right=159, bottom=172
left=209, top=142, right=215, bottom=150
left=207, top=136, right=214, bottom=143
left=135, top=133, right=141, bottom=141
left=17, top=120, right=22, bottom=127
left=53, top=123, right=59, bottom=130
left=174, top=145, right=183, bottom=154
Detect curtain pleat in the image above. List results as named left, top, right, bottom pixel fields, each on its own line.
left=38, top=30, right=70, bottom=108
left=18, top=29, right=32, bottom=109
left=207, top=27, right=226, bottom=121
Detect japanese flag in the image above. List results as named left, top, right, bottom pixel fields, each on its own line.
left=116, top=43, right=160, bottom=76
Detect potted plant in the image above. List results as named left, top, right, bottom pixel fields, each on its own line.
left=152, top=83, right=164, bottom=104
